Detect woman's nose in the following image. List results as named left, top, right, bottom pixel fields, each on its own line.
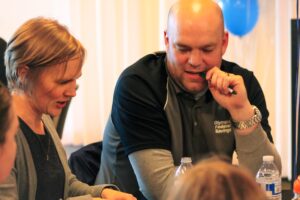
left=65, top=82, right=77, bottom=97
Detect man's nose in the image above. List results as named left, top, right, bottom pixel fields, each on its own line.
left=188, top=50, right=203, bottom=68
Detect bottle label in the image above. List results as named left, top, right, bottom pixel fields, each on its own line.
left=259, top=182, right=281, bottom=199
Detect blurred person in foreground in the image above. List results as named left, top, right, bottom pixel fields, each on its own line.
left=0, top=82, right=18, bottom=183
left=166, top=156, right=267, bottom=200
left=0, top=37, right=7, bottom=85
left=96, top=0, right=281, bottom=199
left=0, top=17, right=136, bottom=200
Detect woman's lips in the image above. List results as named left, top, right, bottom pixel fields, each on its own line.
left=56, top=101, right=67, bottom=108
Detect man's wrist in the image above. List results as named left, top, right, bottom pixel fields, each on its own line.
left=231, top=106, right=262, bottom=130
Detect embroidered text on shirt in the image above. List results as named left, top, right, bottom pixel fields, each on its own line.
left=214, top=120, right=232, bottom=134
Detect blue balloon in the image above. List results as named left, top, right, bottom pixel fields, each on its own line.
left=220, top=0, right=259, bottom=37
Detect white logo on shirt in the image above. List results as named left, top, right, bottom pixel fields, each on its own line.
left=214, top=120, right=232, bottom=134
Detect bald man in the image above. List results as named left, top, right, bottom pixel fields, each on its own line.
left=96, top=0, right=281, bottom=199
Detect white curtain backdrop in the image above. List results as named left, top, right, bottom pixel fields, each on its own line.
left=0, top=0, right=294, bottom=178
left=62, top=0, right=176, bottom=145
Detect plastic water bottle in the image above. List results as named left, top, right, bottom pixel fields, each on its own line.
left=256, top=155, right=281, bottom=200
left=175, top=157, right=193, bottom=177
left=292, top=175, right=300, bottom=200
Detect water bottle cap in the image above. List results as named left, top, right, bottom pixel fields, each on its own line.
left=181, top=157, right=192, bottom=163
left=294, top=175, right=300, bottom=193
left=262, top=155, right=274, bottom=162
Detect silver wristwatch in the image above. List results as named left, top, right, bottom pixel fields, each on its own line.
left=232, top=106, right=262, bottom=129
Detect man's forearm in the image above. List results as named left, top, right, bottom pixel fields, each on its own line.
left=235, top=125, right=282, bottom=176
left=128, top=149, right=176, bottom=200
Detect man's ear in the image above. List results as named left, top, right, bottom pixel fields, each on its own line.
left=164, top=30, right=169, bottom=49
left=221, top=31, right=229, bottom=56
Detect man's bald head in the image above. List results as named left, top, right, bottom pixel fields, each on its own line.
left=166, top=0, right=225, bottom=37
left=163, top=0, right=229, bottom=94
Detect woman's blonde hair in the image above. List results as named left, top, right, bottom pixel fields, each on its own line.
left=5, top=17, right=85, bottom=91
left=167, top=157, right=266, bottom=200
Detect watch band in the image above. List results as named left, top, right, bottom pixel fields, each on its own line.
left=231, top=106, right=262, bottom=130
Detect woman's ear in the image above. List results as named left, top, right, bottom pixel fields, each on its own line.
left=17, top=65, right=29, bottom=82
left=16, top=65, right=30, bottom=89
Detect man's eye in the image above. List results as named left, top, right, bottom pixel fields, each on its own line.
left=177, top=47, right=190, bottom=53
left=203, top=48, right=213, bottom=53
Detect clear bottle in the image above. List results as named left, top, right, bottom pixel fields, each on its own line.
left=175, top=157, right=193, bottom=177
left=292, top=175, right=300, bottom=200
left=256, top=155, right=281, bottom=200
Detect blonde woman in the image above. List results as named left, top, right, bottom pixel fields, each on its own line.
left=0, top=17, right=136, bottom=200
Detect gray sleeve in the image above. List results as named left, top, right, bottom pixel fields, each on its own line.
left=235, top=125, right=282, bottom=176
left=66, top=194, right=92, bottom=200
left=128, top=149, right=176, bottom=200
left=60, top=138, right=119, bottom=198
left=42, top=115, right=119, bottom=198
left=67, top=172, right=118, bottom=197
left=0, top=168, right=18, bottom=200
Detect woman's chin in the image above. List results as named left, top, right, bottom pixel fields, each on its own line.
left=48, top=109, right=62, bottom=118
